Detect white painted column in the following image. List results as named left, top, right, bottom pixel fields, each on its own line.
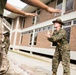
left=10, top=20, right=14, bottom=44
left=19, top=18, right=24, bottom=45
left=19, top=33, right=22, bottom=45
left=13, top=17, right=19, bottom=50
left=30, top=11, right=37, bottom=54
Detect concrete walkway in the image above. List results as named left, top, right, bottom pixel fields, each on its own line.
left=6, top=50, right=76, bottom=75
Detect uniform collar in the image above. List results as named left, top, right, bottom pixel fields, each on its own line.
left=55, top=27, right=62, bottom=33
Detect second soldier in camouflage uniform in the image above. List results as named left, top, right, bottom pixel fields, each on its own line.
left=46, top=18, right=70, bottom=75
left=3, top=31, right=10, bottom=54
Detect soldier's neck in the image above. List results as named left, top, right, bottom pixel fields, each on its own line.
left=56, top=27, right=61, bottom=31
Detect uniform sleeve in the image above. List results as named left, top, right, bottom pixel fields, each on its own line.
left=7, top=38, right=10, bottom=45
left=2, top=39, right=5, bottom=43
left=48, top=29, right=66, bottom=42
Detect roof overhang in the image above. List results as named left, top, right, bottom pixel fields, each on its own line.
left=6, top=0, right=50, bottom=18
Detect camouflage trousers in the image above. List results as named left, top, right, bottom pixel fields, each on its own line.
left=5, top=44, right=9, bottom=54
left=0, top=17, right=9, bottom=75
left=52, top=47, right=70, bottom=75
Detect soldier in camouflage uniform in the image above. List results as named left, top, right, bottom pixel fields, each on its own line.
left=46, top=18, right=70, bottom=75
left=0, top=0, right=60, bottom=74
left=0, top=0, right=37, bottom=74
left=3, top=31, right=10, bottom=54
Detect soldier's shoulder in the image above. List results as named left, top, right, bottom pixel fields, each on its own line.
left=61, top=29, right=66, bottom=32
left=60, top=29, right=66, bottom=34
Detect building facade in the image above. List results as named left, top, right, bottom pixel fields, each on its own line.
left=4, top=0, right=76, bottom=60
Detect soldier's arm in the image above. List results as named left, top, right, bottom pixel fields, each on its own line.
left=21, top=0, right=61, bottom=13
left=48, top=29, right=66, bottom=42
left=8, top=39, right=10, bottom=45
left=5, top=3, right=36, bottom=17
left=47, top=30, right=56, bottom=42
left=2, top=39, right=5, bottom=43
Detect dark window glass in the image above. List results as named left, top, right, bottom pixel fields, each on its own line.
left=36, top=9, right=41, bottom=23
left=56, top=0, right=62, bottom=10
left=66, top=0, right=74, bottom=11
left=22, top=18, right=25, bottom=28
left=34, top=33, right=38, bottom=45
left=21, top=34, right=23, bottom=44
left=73, top=19, right=76, bottom=24
left=64, top=27, right=71, bottom=43
left=64, top=21, right=71, bottom=26
left=55, top=0, right=62, bottom=16
left=32, top=17, right=35, bottom=24
left=29, top=34, right=33, bottom=45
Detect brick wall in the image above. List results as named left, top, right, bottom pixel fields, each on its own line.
left=12, top=18, right=17, bottom=30
left=23, top=17, right=33, bottom=28
left=35, top=30, right=53, bottom=48
left=37, top=1, right=56, bottom=24
left=20, top=34, right=30, bottom=46
left=70, top=26, right=76, bottom=51
left=18, top=17, right=23, bottom=29
left=16, top=32, right=20, bottom=45
left=10, top=0, right=76, bottom=52
left=10, top=32, right=15, bottom=45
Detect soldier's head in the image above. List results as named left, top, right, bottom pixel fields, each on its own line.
left=3, top=31, right=10, bottom=37
left=52, top=18, right=64, bottom=28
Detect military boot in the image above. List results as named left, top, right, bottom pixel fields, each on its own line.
left=52, top=73, right=56, bottom=75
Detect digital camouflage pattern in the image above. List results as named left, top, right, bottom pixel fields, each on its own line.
left=0, top=17, right=9, bottom=74
left=48, top=28, right=70, bottom=75
left=0, top=0, right=10, bottom=74
left=0, top=0, right=7, bottom=15
left=3, top=36, right=10, bottom=54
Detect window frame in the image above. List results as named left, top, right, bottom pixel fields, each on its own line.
left=65, top=0, right=74, bottom=12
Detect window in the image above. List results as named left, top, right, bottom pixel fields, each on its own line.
left=73, top=19, right=76, bottom=25
left=56, top=0, right=62, bottom=10
left=48, top=25, right=53, bottom=30
left=64, top=27, right=71, bottom=43
left=66, top=0, right=74, bottom=12
left=32, top=16, right=35, bottom=24
left=20, top=33, right=23, bottom=44
left=37, top=9, right=41, bottom=15
left=32, top=9, right=41, bottom=24
left=64, top=21, right=71, bottom=26
left=34, top=33, right=38, bottom=45
left=35, top=29, right=38, bottom=33
left=32, top=11, right=36, bottom=24
left=43, top=27, right=45, bottom=30
left=55, top=0, right=63, bottom=16
left=22, top=18, right=25, bottom=28
left=23, top=30, right=33, bottom=34
left=29, top=34, right=33, bottom=45
left=29, top=33, right=38, bottom=45
left=36, top=9, right=41, bottom=22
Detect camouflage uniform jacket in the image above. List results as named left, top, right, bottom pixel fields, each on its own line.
left=3, top=37, right=10, bottom=46
left=0, top=0, right=7, bottom=15
left=48, top=28, right=70, bottom=50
